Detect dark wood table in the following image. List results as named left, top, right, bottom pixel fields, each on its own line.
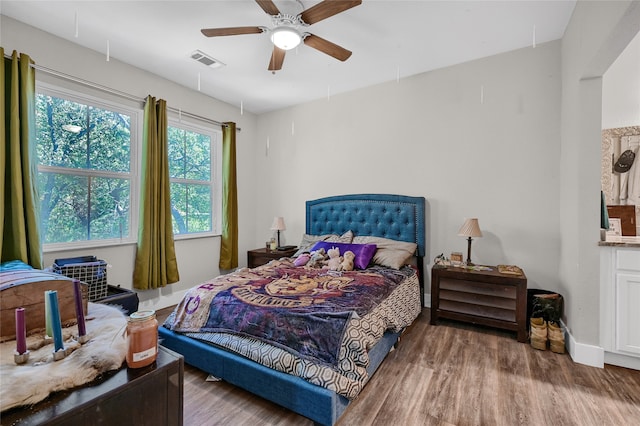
left=1, top=346, right=184, bottom=425
left=431, top=265, right=528, bottom=342
left=247, top=247, right=298, bottom=268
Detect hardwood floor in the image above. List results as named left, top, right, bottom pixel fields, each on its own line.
left=156, top=307, right=640, bottom=426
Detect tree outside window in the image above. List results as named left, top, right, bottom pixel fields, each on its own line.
left=35, top=85, right=219, bottom=248
left=35, top=90, right=135, bottom=245
left=168, top=125, right=216, bottom=235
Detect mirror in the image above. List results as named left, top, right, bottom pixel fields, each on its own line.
left=602, top=131, right=639, bottom=236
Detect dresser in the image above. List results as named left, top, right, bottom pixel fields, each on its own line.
left=431, top=265, right=528, bottom=342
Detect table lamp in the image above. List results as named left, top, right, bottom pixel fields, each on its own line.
left=458, top=218, right=482, bottom=265
left=271, top=217, right=286, bottom=248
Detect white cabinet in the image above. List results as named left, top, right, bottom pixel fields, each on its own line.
left=600, top=246, right=640, bottom=369
left=616, top=271, right=640, bottom=354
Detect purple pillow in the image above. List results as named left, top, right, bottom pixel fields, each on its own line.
left=310, top=241, right=377, bottom=270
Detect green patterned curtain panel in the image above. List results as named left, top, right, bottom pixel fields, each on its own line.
left=219, top=122, right=238, bottom=270
left=1, top=48, right=43, bottom=268
left=133, top=95, right=179, bottom=289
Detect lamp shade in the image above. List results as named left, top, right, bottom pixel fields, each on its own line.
left=458, top=218, right=482, bottom=238
left=270, top=217, right=286, bottom=231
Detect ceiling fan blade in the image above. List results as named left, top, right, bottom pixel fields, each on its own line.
left=201, top=27, right=263, bottom=37
left=268, top=46, right=286, bottom=71
left=255, top=0, right=280, bottom=16
left=300, top=0, right=362, bottom=25
left=304, top=34, right=352, bottom=61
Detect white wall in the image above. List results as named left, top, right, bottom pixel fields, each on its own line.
left=603, top=31, right=640, bottom=129
left=559, top=0, right=640, bottom=364
left=255, top=41, right=563, bottom=299
left=1, top=16, right=260, bottom=311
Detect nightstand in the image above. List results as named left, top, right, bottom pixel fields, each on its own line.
left=430, top=265, right=528, bottom=342
left=247, top=247, right=297, bottom=268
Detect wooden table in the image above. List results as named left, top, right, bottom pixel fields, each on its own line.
left=247, top=247, right=298, bottom=268
left=1, top=346, right=184, bottom=425
left=431, top=265, right=528, bottom=342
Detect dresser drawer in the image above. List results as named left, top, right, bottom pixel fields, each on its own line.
left=439, top=299, right=516, bottom=323
left=617, top=249, right=640, bottom=272
left=440, top=278, right=517, bottom=300
left=439, top=289, right=517, bottom=310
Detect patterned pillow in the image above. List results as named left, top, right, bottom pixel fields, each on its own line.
left=310, top=241, right=377, bottom=270
left=293, top=230, right=354, bottom=257
left=352, top=236, right=417, bottom=269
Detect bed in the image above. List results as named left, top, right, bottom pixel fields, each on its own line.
left=159, top=193, right=426, bottom=425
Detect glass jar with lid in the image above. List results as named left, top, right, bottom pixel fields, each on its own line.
left=126, top=310, right=158, bottom=368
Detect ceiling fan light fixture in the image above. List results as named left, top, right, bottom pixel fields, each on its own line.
left=271, top=27, right=301, bottom=50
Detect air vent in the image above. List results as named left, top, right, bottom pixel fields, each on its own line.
left=190, top=50, right=225, bottom=69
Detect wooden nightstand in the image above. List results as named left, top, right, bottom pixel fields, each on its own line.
left=247, top=247, right=297, bottom=268
left=430, top=265, right=528, bottom=342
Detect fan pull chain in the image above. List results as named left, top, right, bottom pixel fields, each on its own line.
left=74, top=12, right=79, bottom=38
left=240, top=101, right=244, bottom=115
left=532, top=24, right=536, bottom=48
left=106, top=40, right=110, bottom=62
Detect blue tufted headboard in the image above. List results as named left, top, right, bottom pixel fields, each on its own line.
left=305, top=194, right=426, bottom=257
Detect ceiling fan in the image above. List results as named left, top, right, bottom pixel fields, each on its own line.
left=201, top=0, right=362, bottom=72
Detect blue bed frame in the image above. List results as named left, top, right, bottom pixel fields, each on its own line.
left=159, top=194, right=426, bottom=425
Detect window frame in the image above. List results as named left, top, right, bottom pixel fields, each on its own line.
left=36, top=82, right=142, bottom=252
left=167, top=116, right=222, bottom=240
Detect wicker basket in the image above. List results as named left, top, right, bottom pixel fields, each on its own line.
left=53, top=256, right=108, bottom=301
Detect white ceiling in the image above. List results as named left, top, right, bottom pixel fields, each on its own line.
left=1, top=0, right=576, bottom=114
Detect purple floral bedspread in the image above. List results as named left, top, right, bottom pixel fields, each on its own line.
left=165, top=259, right=413, bottom=366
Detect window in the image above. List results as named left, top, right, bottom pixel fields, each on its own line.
left=167, top=121, right=221, bottom=236
left=35, top=85, right=139, bottom=247
left=35, top=83, right=220, bottom=249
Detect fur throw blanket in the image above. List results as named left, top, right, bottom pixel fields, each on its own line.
left=0, top=303, right=127, bottom=411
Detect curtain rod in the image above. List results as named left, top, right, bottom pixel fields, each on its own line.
left=34, top=63, right=240, bottom=130
left=4, top=54, right=239, bottom=131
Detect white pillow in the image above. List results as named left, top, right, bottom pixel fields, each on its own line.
left=352, top=235, right=417, bottom=269
left=293, top=230, right=354, bottom=257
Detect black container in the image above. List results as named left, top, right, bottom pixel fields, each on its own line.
left=527, top=289, right=563, bottom=326
left=95, top=285, right=139, bottom=315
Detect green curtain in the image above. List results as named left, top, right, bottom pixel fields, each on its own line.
left=219, top=122, right=238, bottom=270
left=133, top=95, right=179, bottom=289
left=0, top=48, right=43, bottom=268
